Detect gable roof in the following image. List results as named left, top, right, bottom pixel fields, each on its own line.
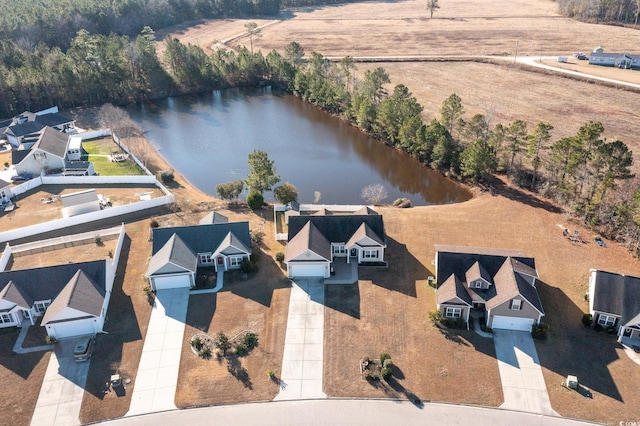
left=42, top=269, right=106, bottom=324
left=212, top=232, right=251, bottom=257
left=147, top=234, right=198, bottom=276
left=199, top=211, right=229, bottom=225
left=33, top=126, right=69, bottom=158
left=152, top=222, right=251, bottom=257
left=486, top=258, right=544, bottom=313
left=5, top=121, right=45, bottom=137
left=313, top=208, right=332, bottom=216
left=285, top=222, right=331, bottom=262
left=436, top=274, right=472, bottom=306
left=466, top=261, right=492, bottom=284
left=35, top=112, right=74, bottom=127
left=591, top=270, right=640, bottom=325
left=0, top=280, right=33, bottom=309
left=288, top=214, right=385, bottom=245
left=353, top=206, right=378, bottom=215
left=345, top=222, right=385, bottom=247
left=12, top=149, right=31, bottom=165
left=0, top=260, right=106, bottom=309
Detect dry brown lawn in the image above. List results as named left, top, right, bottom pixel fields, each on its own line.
left=9, top=238, right=118, bottom=270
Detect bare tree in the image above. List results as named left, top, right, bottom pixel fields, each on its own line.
left=361, top=184, right=388, bottom=205
left=427, top=0, right=440, bottom=18
left=96, top=103, right=141, bottom=138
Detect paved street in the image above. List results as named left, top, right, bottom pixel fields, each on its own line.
left=493, top=330, right=556, bottom=415
left=104, top=399, right=598, bottom=426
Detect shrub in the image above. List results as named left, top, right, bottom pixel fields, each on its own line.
left=393, top=197, right=411, bottom=208
left=273, top=182, right=299, bottom=204
left=594, top=323, right=603, bottom=332
left=380, top=352, right=391, bottom=364
left=381, top=367, right=393, bottom=380
left=239, top=258, right=256, bottom=274
left=94, top=236, right=102, bottom=244
left=199, top=347, right=212, bottom=359
left=214, top=331, right=231, bottom=355
left=531, top=322, right=549, bottom=339
left=45, top=336, right=57, bottom=344
left=246, top=191, right=264, bottom=210
left=244, top=332, right=258, bottom=348
left=159, top=169, right=175, bottom=183
left=251, top=231, right=265, bottom=247
left=275, top=252, right=285, bottom=262
left=365, top=371, right=379, bottom=380
left=191, top=336, right=202, bottom=350
left=108, top=250, right=113, bottom=258
left=150, top=219, right=159, bottom=228
left=581, top=313, right=593, bottom=327
left=143, top=285, right=153, bottom=296
left=428, top=310, right=444, bottom=325
left=382, top=358, right=394, bottom=369
left=196, top=275, right=207, bottom=287
left=235, top=343, right=248, bottom=356
left=266, top=368, right=278, bottom=379
left=216, top=180, right=244, bottom=202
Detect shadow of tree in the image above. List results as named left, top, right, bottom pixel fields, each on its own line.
left=226, top=357, right=252, bottom=389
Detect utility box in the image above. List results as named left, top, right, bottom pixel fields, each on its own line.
left=566, top=375, right=578, bottom=390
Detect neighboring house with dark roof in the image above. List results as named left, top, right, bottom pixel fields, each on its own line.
left=435, top=245, right=544, bottom=331
left=589, top=270, right=640, bottom=341
left=589, top=51, right=640, bottom=69
left=146, top=219, right=251, bottom=291
left=284, top=211, right=385, bottom=279
left=3, top=109, right=75, bottom=148
left=14, top=127, right=69, bottom=176
left=0, top=260, right=114, bottom=339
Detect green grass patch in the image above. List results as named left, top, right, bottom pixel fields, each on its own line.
left=82, top=140, right=121, bottom=156
left=86, top=155, right=145, bottom=176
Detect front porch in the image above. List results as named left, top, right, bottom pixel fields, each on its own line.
left=325, top=258, right=358, bottom=285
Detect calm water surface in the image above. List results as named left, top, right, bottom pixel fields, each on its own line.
left=127, top=88, right=471, bottom=206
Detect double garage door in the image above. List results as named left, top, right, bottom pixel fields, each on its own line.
left=289, top=263, right=328, bottom=278
left=47, top=320, right=96, bottom=339
left=491, top=315, right=534, bottom=332
left=152, top=274, right=192, bottom=290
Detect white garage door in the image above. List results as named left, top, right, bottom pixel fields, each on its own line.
left=48, top=320, right=96, bottom=339
left=153, top=274, right=192, bottom=290
left=492, top=315, right=534, bottom=332
left=289, top=263, right=327, bottom=278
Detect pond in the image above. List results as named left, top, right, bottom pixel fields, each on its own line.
left=126, top=88, right=471, bottom=206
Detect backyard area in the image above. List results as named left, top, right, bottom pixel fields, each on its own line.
left=82, top=138, right=145, bottom=176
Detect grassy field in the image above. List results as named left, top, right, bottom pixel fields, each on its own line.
left=82, top=140, right=145, bottom=176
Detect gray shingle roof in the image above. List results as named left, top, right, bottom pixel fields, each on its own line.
left=152, top=222, right=251, bottom=257
left=0, top=280, right=33, bottom=309
left=285, top=222, right=331, bottom=262
left=5, top=121, right=45, bottom=137
left=353, top=206, right=378, bottom=215
left=592, top=270, right=640, bottom=325
left=33, top=126, right=69, bottom=158
left=42, top=269, right=105, bottom=324
left=345, top=222, right=385, bottom=247
left=35, top=112, right=74, bottom=127
left=213, top=232, right=251, bottom=257
left=0, top=260, right=106, bottom=311
left=199, top=211, right=229, bottom=225
left=287, top=214, right=385, bottom=244
left=147, top=234, right=198, bottom=276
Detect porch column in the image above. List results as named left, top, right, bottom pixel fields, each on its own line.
left=379, top=246, right=385, bottom=262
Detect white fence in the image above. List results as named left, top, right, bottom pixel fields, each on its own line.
left=0, top=244, right=11, bottom=272
left=272, top=204, right=372, bottom=212
left=79, top=129, right=112, bottom=140
left=42, top=175, right=157, bottom=185
left=10, top=225, right=122, bottom=257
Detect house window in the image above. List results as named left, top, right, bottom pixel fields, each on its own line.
left=199, top=253, right=213, bottom=264
left=474, top=281, right=483, bottom=288
left=363, top=250, right=378, bottom=259
left=34, top=152, right=47, bottom=161
left=510, top=300, right=522, bottom=310
left=332, top=245, right=346, bottom=255
left=445, top=307, right=462, bottom=318
left=34, top=301, right=50, bottom=313
left=0, top=313, right=13, bottom=324
left=230, top=256, right=243, bottom=267
left=597, top=314, right=617, bottom=327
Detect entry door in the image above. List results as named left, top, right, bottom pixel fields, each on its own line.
left=350, top=248, right=357, bottom=257
left=623, top=328, right=632, bottom=337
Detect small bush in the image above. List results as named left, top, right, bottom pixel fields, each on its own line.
left=108, top=250, right=113, bottom=258
left=244, top=332, right=258, bottom=348
left=380, top=352, right=391, bottom=364
left=251, top=231, right=265, bottom=246
left=195, top=275, right=207, bottom=287
left=246, top=191, right=264, bottom=210
left=275, top=252, right=285, bottom=262
left=266, top=369, right=278, bottom=379
left=199, top=347, right=212, bottom=359
left=581, top=313, right=593, bottom=327
left=214, top=331, right=231, bottom=355
left=239, top=258, right=256, bottom=274
left=150, top=219, right=159, bottom=228
left=428, top=310, right=444, bottom=325
left=45, top=336, right=57, bottom=344
left=381, top=367, right=393, bottom=380
left=159, top=169, right=175, bottom=183
left=235, top=343, right=248, bottom=356
left=594, top=323, right=603, bottom=332
left=365, top=371, right=379, bottom=381
left=191, top=337, right=202, bottom=350
left=143, top=285, right=153, bottom=296
left=531, top=322, right=549, bottom=339
left=393, top=197, right=411, bottom=208
left=382, top=358, right=394, bottom=369
left=94, top=236, right=102, bottom=244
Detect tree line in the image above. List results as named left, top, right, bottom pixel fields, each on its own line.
left=557, top=0, right=640, bottom=25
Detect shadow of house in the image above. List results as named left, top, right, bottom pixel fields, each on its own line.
left=324, top=283, right=360, bottom=319
left=83, top=236, right=143, bottom=400
left=534, top=279, right=623, bottom=402
left=185, top=293, right=217, bottom=333
left=0, top=329, right=47, bottom=379
left=362, top=236, right=427, bottom=298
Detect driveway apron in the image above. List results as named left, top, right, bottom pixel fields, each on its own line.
left=275, top=279, right=326, bottom=400
left=31, top=339, right=90, bottom=426
left=493, top=330, right=556, bottom=415
left=127, top=288, right=189, bottom=415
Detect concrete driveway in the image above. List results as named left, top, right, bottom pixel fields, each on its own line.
left=493, top=330, right=556, bottom=415
left=127, top=288, right=189, bottom=416
left=30, top=339, right=90, bottom=426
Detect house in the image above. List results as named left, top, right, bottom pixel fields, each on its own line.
left=588, top=270, right=640, bottom=341
left=146, top=220, right=251, bottom=291
left=0, top=260, right=113, bottom=339
left=3, top=109, right=75, bottom=148
left=60, top=189, right=101, bottom=218
left=435, top=245, right=544, bottom=331
left=589, top=50, right=640, bottom=69
left=284, top=211, right=386, bottom=279
left=13, top=127, right=69, bottom=176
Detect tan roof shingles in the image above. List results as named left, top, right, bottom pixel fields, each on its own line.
left=42, top=269, right=105, bottom=324
left=345, top=222, right=385, bottom=248
left=285, top=222, right=331, bottom=262
left=436, top=274, right=472, bottom=306
left=0, top=280, right=33, bottom=309
left=147, top=234, right=197, bottom=276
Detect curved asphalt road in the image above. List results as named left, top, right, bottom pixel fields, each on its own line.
left=104, top=399, right=601, bottom=426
